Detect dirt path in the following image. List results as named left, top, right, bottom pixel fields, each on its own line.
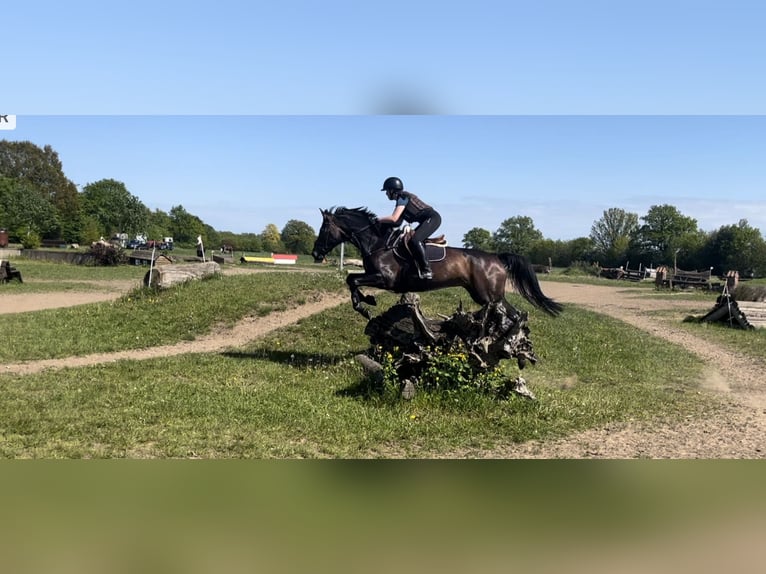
left=4, top=276, right=765, bottom=458
left=3, top=291, right=349, bottom=375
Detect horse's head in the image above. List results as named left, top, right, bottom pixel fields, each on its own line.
left=312, top=208, right=343, bottom=262
left=311, top=206, right=382, bottom=262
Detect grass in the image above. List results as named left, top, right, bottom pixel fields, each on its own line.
left=11, top=258, right=149, bottom=281
left=0, top=280, right=715, bottom=458
left=0, top=270, right=347, bottom=361
left=677, top=312, right=766, bottom=363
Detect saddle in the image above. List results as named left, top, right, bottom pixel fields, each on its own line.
left=402, top=227, right=447, bottom=246
left=387, top=228, right=448, bottom=263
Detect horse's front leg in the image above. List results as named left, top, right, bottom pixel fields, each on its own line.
left=346, top=272, right=384, bottom=318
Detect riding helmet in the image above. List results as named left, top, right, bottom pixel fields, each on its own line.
left=381, top=176, right=404, bottom=192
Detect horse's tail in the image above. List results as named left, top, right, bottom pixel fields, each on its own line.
left=498, top=253, right=563, bottom=316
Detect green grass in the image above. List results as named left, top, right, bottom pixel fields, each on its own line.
left=12, top=258, right=148, bottom=281
left=0, top=285, right=715, bottom=458
left=0, top=270, right=347, bottom=361
left=678, top=314, right=766, bottom=363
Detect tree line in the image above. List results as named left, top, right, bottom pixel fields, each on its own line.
left=3, top=139, right=765, bottom=275
left=462, top=207, right=766, bottom=276
left=0, top=140, right=316, bottom=254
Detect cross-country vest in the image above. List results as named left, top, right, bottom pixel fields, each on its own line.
left=397, top=191, right=434, bottom=223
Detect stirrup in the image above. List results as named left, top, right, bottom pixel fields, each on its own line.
left=418, top=264, right=433, bottom=280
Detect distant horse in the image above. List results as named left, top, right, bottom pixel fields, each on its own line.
left=311, top=207, right=562, bottom=319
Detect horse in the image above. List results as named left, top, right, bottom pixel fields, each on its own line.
left=311, top=206, right=563, bottom=320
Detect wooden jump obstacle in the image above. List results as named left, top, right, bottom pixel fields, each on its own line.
left=144, top=261, right=221, bottom=289
left=699, top=282, right=766, bottom=330
left=598, top=262, right=650, bottom=282
left=655, top=266, right=715, bottom=290
left=128, top=249, right=173, bottom=267
left=240, top=253, right=298, bottom=265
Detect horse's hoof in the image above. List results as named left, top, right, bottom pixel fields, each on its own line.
left=363, top=295, right=377, bottom=306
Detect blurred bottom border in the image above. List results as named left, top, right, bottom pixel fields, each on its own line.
left=0, top=460, right=764, bottom=574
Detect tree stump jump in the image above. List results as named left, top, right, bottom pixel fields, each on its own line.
left=356, top=293, right=539, bottom=400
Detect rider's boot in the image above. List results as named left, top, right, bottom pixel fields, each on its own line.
left=410, top=240, right=433, bottom=280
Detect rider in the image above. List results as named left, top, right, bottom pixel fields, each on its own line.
left=377, top=176, right=441, bottom=280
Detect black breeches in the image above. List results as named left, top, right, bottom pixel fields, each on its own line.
left=412, top=211, right=441, bottom=242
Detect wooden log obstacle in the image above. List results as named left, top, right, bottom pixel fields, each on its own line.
left=143, top=261, right=221, bottom=289
left=698, top=283, right=766, bottom=329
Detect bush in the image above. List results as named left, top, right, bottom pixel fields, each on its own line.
left=20, top=230, right=41, bottom=249
left=377, top=344, right=510, bottom=398
left=88, top=243, right=126, bottom=266
left=564, top=260, right=601, bottom=277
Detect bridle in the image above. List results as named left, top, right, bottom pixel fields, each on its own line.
left=318, top=213, right=382, bottom=258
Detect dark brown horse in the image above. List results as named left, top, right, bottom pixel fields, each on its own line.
left=312, top=207, right=562, bottom=319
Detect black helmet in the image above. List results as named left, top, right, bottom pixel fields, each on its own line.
left=381, top=176, right=404, bottom=192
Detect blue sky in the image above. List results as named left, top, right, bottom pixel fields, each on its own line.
left=5, top=115, right=766, bottom=242
left=3, top=1, right=766, bottom=243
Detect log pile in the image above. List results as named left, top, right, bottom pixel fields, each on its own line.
left=356, top=293, right=539, bottom=400
left=698, top=284, right=766, bottom=329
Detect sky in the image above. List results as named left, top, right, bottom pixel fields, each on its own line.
left=3, top=0, right=766, bottom=243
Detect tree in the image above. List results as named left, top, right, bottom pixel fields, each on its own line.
left=281, top=219, right=316, bottom=254
left=0, top=176, right=59, bottom=240
left=202, top=224, right=220, bottom=251
left=589, top=208, right=639, bottom=266
left=145, top=208, right=173, bottom=241
left=238, top=233, right=263, bottom=252
left=563, top=237, right=597, bottom=266
left=632, top=204, right=699, bottom=265
left=462, top=227, right=494, bottom=251
left=492, top=216, right=543, bottom=256
left=260, top=223, right=284, bottom=253
left=80, top=179, right=147, bottom=237
left=169, top=205, right=206, bottom=244
left=703, top=220, right=766, bottom=276
left=0, top=140, right=80, bottom=240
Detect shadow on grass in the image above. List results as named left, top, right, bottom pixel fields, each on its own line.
left=334, top=376, right=388, bottom=401
left=222, top=349, right=391, bottom=403
left=221, top=349, right=347, bottom=368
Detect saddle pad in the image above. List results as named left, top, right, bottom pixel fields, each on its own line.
left=425, top=244, right=446, bottom=262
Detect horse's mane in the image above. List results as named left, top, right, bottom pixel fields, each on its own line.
left=329, top=206, right=378, bottom=226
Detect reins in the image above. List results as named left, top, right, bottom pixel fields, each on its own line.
left=334, top=212, right=386, bottom=256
